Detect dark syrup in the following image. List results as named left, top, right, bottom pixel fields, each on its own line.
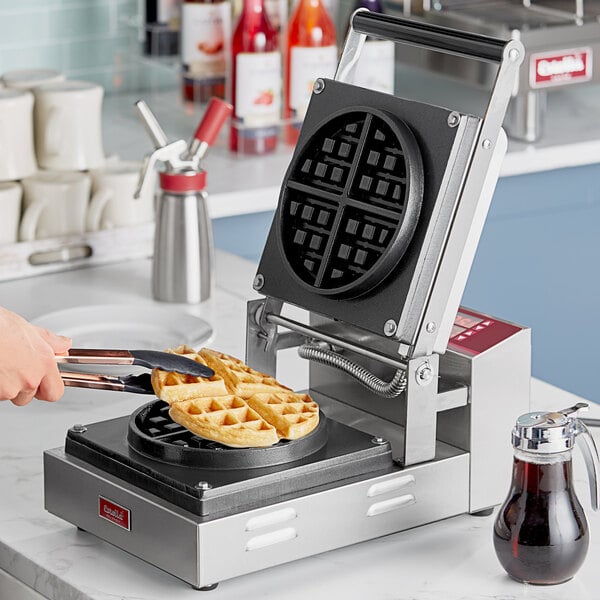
left=493, top=456, right=588, bottom=585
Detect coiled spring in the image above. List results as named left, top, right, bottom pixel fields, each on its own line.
left=298, top=342, right=406, bottom=398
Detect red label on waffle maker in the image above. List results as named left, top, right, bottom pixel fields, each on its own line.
left=448, top=308, right=523, bottom=356
left=531, top=48, right=592, bottom=88
left=99, top=496, right=131, bottom=531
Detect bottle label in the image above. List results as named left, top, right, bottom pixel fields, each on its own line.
left=235, top=52, right=282, bottom=127
left=181, top=3, right=231, bottom=82
left=290, top=45, right=337, bottom=119
left=354, top=40, right=395, bottom=95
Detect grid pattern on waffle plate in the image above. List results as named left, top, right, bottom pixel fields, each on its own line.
left=135, top=401, right=289, bottom=450
left=280, top=110, right=418, bottom=293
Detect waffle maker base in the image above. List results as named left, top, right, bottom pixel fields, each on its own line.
left=44, top=391, right=472, bottom=589
left=61, top=399, right=393, bottom=518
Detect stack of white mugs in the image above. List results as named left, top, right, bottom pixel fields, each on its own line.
left=0, top=69, right=155, bottom=246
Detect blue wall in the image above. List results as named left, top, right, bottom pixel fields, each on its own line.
left=463, top=163, right=600, bottom=403
left=213, top=163, right=600, bottom=402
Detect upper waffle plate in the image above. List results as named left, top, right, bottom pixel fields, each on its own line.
left=278, top=107, right=423, bottom=298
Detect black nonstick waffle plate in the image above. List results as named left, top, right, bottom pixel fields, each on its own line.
left=279, top=107, right=423, bottom=298
left=127, top=400, right=328, bottom=470
left=257, top=79, right=464, bottom=338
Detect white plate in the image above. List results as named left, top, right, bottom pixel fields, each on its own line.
left=33, top=304, right=213, bottom=351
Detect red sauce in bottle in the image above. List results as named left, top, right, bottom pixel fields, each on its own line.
left=230, top=0, right=280, bottom=154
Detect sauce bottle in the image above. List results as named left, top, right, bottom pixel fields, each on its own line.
left=181, top=0, right=232, bottom=103
left=230, top=0, right=281, bottom=154
left=493, top=403, right=600, bottom=585
left=284, top=0, right=337, bottom=146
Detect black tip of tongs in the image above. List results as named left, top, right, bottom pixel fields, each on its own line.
left=130, top=350, right=214, bottom=378
left=121, top=373, right=155, bottom=394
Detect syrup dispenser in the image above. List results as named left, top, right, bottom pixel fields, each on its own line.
left=494, top=403, right=600, bottom=585
left=135, top=98, right=232, bottom=303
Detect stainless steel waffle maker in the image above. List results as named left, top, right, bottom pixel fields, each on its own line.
left=395, top=0, right=600, bottom=141
left=44, top=13, right=531, bottom=590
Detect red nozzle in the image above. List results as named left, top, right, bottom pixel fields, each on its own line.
left=193, top=98, right=233, bottom=147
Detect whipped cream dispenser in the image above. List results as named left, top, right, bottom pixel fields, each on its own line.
left=494, top=403, right=600, bottom=584
left=135, top=98, right=232, bottom=303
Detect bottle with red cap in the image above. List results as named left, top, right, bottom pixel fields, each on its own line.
left=135, top=97, right=233, bottom=303
left=230, top=0, right=281, bottom=154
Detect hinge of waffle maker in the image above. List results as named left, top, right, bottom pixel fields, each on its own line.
left=247, top=11, right=525, bottom=467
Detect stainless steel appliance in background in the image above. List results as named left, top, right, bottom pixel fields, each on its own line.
left=135, top=98, right=232, bottom=304
left=392, top=0, right=600, bottom=141
left=44, top=13, right=530, bottom=590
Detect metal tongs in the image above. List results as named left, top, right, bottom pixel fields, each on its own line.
left=56, top=349, right=214, bottom=394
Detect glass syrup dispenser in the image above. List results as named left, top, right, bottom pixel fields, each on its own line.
left=494, top=403, right=600, bottom=585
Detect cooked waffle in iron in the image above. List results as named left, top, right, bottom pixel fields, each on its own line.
left=246, top=392, right=320, bottom=440
left=199, top=348, right=292, bottom=399
left=152, top=346, right=320, bottom=447
left=168, top=395, right=279, bottom=448
left=150, top=345, right=229, bottom=405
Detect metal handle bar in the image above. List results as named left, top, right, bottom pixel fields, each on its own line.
left=351, top=10, right=507, bottom=64
left=336, top=10, right=524, bottom=116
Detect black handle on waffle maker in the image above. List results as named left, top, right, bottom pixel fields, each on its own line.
left=351, top=10, right=507, bottom=64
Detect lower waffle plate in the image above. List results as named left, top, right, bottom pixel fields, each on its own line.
left=65, top=401, right=393, bottom=518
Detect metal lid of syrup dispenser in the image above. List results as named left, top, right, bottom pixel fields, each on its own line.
left=511, top=403, right=589, bottom=454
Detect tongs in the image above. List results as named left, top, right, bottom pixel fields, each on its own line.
left=56, top=348, right=214, bottom=394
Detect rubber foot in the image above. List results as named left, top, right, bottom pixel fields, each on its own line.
left=197, top=583, right=219, bottom=591
left=471, top=507, right=494, bottom=517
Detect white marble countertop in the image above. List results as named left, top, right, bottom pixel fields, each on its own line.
left=104, top=82, right=600, bottom=220
left=1, top=252, right=600, bottom=599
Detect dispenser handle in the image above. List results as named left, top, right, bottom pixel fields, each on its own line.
left=188, top=98, right=233, bottom=163
left=576, top=419, right=600, bottom=511
left=134, top=139, right=188, bottom=199
left=193, top=98, right=233, bottom=147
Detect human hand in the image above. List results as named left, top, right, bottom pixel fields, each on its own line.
left=0, top=307, right=72, bottom=406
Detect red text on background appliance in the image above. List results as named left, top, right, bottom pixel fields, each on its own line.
left=530, top=48, right=592, bottom=88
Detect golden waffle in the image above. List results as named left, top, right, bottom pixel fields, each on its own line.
left=199, top=348, right=292, bottom=398
left=151, top=345, right=229, bottom=405
left=168, top=395, right=279, bottom=448
left=247, top=392, right=320, bottom=440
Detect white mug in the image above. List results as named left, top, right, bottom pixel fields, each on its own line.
left=20, top=171, right=91, bottom=241
left=33, top=80, right=105, bottom=171
left=0, top=89, right=38, bottom=181
left=87, top=161, right=155, bottom=231
left=1, top=68, right=65, bottom=91
left=0, top=182, right=22, bottom=245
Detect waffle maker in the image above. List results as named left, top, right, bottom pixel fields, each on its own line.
left=44, top=12, right=531, bottom=590
left=396, top=0, right=600, bottom=141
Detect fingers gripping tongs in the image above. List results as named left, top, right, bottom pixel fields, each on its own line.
left=56, top=349, right=214, bottom=394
